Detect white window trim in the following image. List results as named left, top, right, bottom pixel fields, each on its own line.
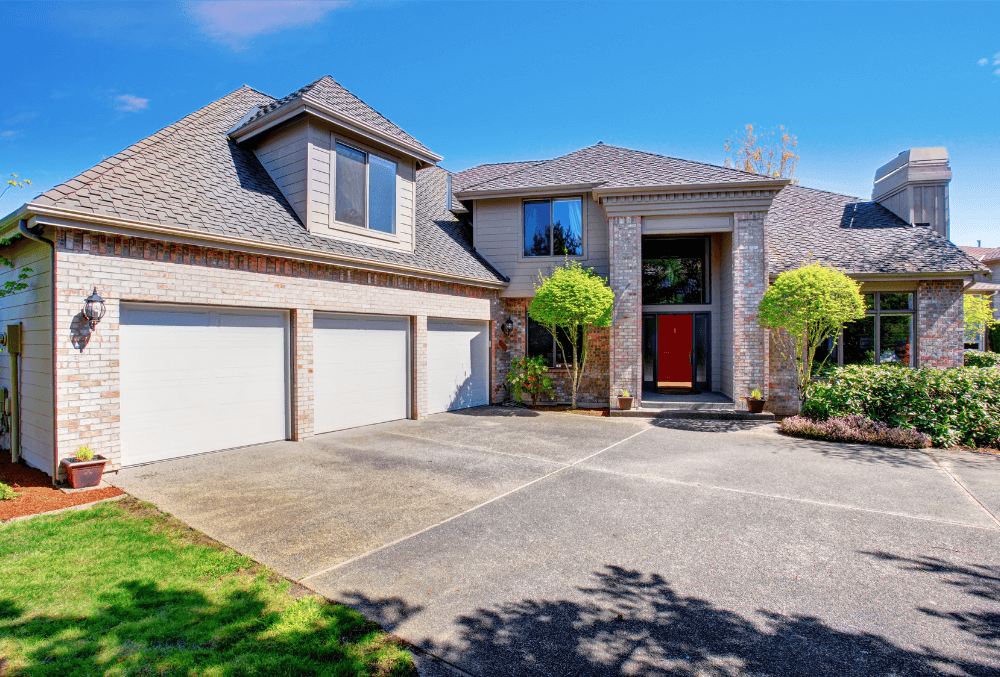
left=518, top=195, right=587, bottom=261
left=331, top=135, right=398, bottom=237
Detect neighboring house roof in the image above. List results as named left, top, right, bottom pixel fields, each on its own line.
left=455, top=143, right=771, bottom=195
left=960, top=246, right=1000, bottom=264
left=28, top=86, right=506, bottom=285
left=766, top=184, right=986, bottom=276
left=233, top=76, right=437, bottom=160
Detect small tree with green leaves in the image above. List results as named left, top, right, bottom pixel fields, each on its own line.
left=964, top=294, right=998, bottom=348
left=0, top=173, right=34, bottom=298
left=758, top=262, right=866, bottom=406
left=529, top=260, right=614, bottom=408
left=506, top=355, right=554, bottom=405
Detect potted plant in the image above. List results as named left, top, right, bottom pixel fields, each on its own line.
left=744, top=387, right=766, bottom=414
left=617, top=389, right=634, bottom=411
left=61, top=445, right=109, bottom=489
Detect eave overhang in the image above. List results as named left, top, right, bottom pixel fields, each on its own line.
left=3, top=203, right=508, bottom=290
left=597, top=179, right=791, bottom=218
left=229, top=96, right=443, bottom=167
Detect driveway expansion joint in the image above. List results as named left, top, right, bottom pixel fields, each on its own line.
left=927, top=451, right=1000, bottom=528
left=298, top=424, right=654, bottom=582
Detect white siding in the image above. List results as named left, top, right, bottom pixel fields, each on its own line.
left=0, top=239, right=53, bottom=473
left=254, top=120, right=309, bottom=224
left=473, top=195, right=609, bottom=297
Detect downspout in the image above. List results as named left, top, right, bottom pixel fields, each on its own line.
left=16, top=219, right=56, bottom=481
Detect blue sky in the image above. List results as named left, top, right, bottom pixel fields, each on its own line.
left=2, top=1, right=998, bottom=246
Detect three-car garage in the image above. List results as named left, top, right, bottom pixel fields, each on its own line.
left=118, top=304, right=490, bottom=466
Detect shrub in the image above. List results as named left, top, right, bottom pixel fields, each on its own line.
left=780, top=415, right=931, bottom=449
left=76, top=445, right=95, bottom=461
left=965, top=350, right=1000, bottom=368
left=506, top=355, right=554, bottom=406
left=803, top=365, right=1000, bottom=448
left=0, top=481, right=17, bottom=501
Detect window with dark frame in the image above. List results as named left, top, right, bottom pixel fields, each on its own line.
left=526, top=315, right=583, bottom=368
left=334, top=141, right=397, bottom=234
left=815, top=292, right=916, bottom=369
left=523, top=198, right=583, bottom=257
left=641, top=237, right=709, bottom=305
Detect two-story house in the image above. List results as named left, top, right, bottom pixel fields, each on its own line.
left=0, top=77, right=985, bottom=480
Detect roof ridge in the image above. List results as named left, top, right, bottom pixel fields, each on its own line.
left=785, top=182, right=866, bottom=203
left=457, top=159, right=550, bottom=192
left=37, top=87, right=274, bottom=208
left=593, top=142, right=770, bottom=181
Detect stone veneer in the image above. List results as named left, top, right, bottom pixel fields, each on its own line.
left=608, top=216, right=642, bottom=408
left=492, top=298, right=609, bottom=406
left=731, top=212, right=769, bottom=408
left=53, top=228, right=499, bottom=476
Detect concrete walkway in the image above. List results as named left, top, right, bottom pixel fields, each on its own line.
left=112, top=407, right=1000, bottom=676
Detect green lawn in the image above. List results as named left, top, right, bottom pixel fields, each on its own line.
left=0, top=497, right=415, bottom=676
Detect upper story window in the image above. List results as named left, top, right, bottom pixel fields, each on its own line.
left=523, top=198, right=583, bottom=257
left=335, top=142, right=396, bottom=234
left=642, top=237, right=709, bottom=305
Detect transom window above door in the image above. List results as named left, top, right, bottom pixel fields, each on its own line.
left=642, top=237, right=709, bottom=305
left=523, top=198, right=583, bottom=257
left=335, top=142, right=397, bottom=234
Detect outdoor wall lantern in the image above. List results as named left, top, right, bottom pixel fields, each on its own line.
left=83, top=288, right=106, bottom=329
left=501, top=316, right=514, bottom=336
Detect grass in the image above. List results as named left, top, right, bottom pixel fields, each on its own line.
left=0, top=497, right=414, bottom=676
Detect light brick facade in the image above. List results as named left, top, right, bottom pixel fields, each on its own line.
left=917, top=279, right=965, bottom=368
left=608, top=216, right=642, bottom=409
left=731, top=212, right=769, bottom=408
left=52, top=228, right=499, bottom=476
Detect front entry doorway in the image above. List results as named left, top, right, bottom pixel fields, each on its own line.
left=643, top=313, right=710, bottom=393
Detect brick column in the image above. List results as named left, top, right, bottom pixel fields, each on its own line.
left=412, top=315, right=428, bottom=419
left=731, top=211, right=768, bottom=408
left=291, top=308, right=314, bottom=441
left=491, top=298, right=527, bottom=404
left=608, top=216, right=642, bottom=409
left=917, top=280, right=964, bottom=367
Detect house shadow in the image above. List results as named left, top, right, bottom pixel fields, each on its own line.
left=655, top=419, right=771, bottom=434
left=776, top=430, right=938, bottom=469
left=409, top=564, right=998, bottom=676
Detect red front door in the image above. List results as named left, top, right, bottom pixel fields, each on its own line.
left=657, top=314, right=693, bottom=389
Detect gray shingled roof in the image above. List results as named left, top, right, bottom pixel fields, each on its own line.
left=235, top=76, right=436, bottom=158
left=766, top=184, right=985, bottom=276
left=32, top=87, right=505, bottom=285
left=456, top=143, right=770, bottom=194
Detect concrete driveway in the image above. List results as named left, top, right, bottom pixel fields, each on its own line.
left=112, top=407, right=1000, bottom=676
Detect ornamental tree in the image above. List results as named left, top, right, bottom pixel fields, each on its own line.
left=529, top=260, right=614, bottom=408
left=964, top=294, right=998, bottom=347
left=758, top=262, right=866, bottom=406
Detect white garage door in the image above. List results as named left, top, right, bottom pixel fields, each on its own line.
left=313, top=314, right=409, bottom=433
left=120, top=304, right=288, bottom=466
left=427, top=319, right=490, bottom=414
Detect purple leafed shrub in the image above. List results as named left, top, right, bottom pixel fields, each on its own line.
left=780, top=414, right=932, bottom=449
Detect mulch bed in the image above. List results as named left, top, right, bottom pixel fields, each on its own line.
left=0, top=450, right=123, bottom=521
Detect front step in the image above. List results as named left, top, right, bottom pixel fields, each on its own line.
left=611, top=408, right=775, bottom=421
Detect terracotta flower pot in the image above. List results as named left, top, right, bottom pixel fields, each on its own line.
left=61, top=455, right=109, bottom=489
left=744, top=397, right=766, bottom=414
left=618, top=396, right=634, bottom=411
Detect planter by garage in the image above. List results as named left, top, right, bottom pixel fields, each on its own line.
left=61, top=456, right=109, bottom=489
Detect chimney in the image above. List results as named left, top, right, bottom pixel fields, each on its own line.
left=872, top=148, right=951, bottom=240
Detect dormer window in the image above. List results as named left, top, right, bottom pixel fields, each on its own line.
left=335, top=141, right=396, bottom=234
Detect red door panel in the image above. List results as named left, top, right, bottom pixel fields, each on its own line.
left=657, top=314, right=693, bottom=388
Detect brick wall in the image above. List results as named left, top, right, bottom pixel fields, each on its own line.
left=731, top=212, right=768, bottom=408
left=608, top=216, right=642, bottom=409
left=492, top=297, right=609, bottom=406
left=767, top=329, right=800, bottom=415
left=917, top=279, right=964, bottom=368
left=53, top=228, right=499, bottom=475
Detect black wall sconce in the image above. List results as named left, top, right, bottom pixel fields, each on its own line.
left=83, top=288, right=106, bottom=329
left=501, top=316, right=514, bottom=336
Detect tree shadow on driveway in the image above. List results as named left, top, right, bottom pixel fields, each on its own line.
left=413, top=564, right=997, bottom=676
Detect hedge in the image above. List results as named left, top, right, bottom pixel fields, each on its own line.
left=780, top=415, right=931, bottom=449
left=965, top=350, right=1000, bottom=368
left=802, top=365, right=1000, bottom=448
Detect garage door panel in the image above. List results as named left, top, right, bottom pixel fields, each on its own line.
left=313, top=314, right=408, bottom=434
left=120, top=305, right=288, bottom=466
left=427, top=319, right=489, bottom=415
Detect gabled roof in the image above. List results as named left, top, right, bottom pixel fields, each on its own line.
left=766, top=184, right=986, bottom=276
left=454, top=143, right=776, bottom=195
left=233, top=76, right=438, bottom=160
left=27, top=86, right=505, bottom=286
left=960, top=246, right=1000, bottom=264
